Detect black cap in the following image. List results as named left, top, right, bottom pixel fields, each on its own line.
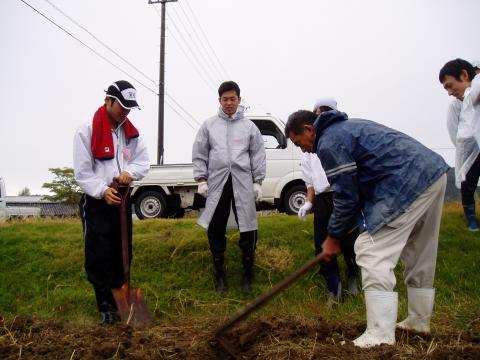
left=105, top=80, right=140, bottom=109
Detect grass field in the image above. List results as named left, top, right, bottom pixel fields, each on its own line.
left=1, top=202, right=479, bottom=328
left=0, top=202, right=479, bottom=358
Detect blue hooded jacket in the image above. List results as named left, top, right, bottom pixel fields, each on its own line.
left=312, top=110, right=450, bottom=238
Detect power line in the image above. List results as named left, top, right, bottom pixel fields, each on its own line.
left=154, top=4, right=218, bottom=89
left=18, top=0, right=158, bottom=96
left=170, top=4, right=224, bottom=83
left=177, top=1, right=229, bottom=80
left=26, top=0, right=200, bottom=130
left=152, top=5, right=215, bottom=116
left=183, top=0, right=231, bottom=79
left=164, top=100, right=197, bottom=130
left=42, top=0, right=155, bottom=87
left=166, top=27, right=218, bottom=90
left=165, top=11, right=220, bottom=88
left=165, top=94, right=201, bottom=126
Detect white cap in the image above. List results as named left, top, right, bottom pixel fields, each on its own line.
left=312, top=96, right=338, bottom=112
left=471, top=60, right=480, bottom=69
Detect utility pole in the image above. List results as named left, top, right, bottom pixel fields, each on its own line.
left=148, top=0, right=178, bottom=164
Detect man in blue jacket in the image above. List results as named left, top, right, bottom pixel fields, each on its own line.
left=285, top=109, right=449, bottom=348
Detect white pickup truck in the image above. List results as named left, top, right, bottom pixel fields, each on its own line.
left=0, top=178, right=41, bottom=221
left=131, top=114, right=307, bottom=219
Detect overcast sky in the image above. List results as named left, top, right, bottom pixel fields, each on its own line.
left=1, top=0, right=479, bottom=195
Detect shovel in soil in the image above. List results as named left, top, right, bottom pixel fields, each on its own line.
left=214, top=252, right=327, bottom=359
left=111, top=182, right=152, bottom=327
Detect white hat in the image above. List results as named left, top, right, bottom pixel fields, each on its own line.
left=470, top=60, right=480, bottom=69
left=313, top=96, right=337, bottom=112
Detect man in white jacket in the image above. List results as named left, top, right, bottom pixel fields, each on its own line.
left=73, top=80, right=149, bottom=324
left=192, top=81, right=266, bottom=293
left=440, top=59, right=480, bottom=231
left=298, top=97, right=359, bottom=306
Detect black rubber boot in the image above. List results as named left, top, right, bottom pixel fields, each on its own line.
left=213, top=255, right=227, bottom=292
left=347, top=275, right=360, bottom=297
left=242, top=254, right=255, bottom=293
left=99, top=301, right=121, bottom=325
left=325, top=271, right=342, bottom=307
left=463, top=205, right=479, bottom=232
left=94, top=288, right=120, bottom=325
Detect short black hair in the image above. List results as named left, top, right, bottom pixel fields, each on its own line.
left=218, top=81, right=240, bottom=97
left=284, top=110, right=317, bottom=138
left=439, top=58, right=476, bottom=83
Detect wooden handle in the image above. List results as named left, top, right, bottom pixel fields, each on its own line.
left=215, top=252, right=327, bottom=337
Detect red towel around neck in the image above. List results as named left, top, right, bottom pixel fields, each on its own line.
left=91, top=105, right=139, bottom=160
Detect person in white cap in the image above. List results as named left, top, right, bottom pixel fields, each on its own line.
left=441, top=59, right=480, bottom=231
left=297, top=97, right=359, bottom=306
left=73, top=80, right=149, bottom=324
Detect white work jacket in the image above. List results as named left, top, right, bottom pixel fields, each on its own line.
left=301, top=152, right=331, bottom=194
left=73, top=121, right=150, bottom=199
left=448, top=75, right=480, bottom=188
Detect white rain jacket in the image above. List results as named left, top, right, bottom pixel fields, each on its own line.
left=192, top=106, right=266, bottom=232
left=301, top=152, right=331, bottom=194
left=73, top=121, right=150, bottom=199
left=447, top=75, right=480, bottom=188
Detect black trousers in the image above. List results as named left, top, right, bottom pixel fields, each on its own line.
left=79, top=194, right=132, bottom=307
left=461, top=153, right=480, bottom=206
left=313, top=192, right=359, bottom=287
left=208, top=175, right=257, bottom=257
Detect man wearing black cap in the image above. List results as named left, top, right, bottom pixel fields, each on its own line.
left=73, top=80, right=149, bottom=324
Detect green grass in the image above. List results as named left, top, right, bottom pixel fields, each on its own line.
left=0, top=202, right=479, bottom=332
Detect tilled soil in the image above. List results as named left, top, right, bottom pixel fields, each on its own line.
left=1, top=316, right=479, bottom=359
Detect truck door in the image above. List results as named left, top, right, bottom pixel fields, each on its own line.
left=251, top=118, right=293, bottom=202
left=251, top=117, right=306, bottom=214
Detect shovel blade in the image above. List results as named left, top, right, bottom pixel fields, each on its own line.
left=112, top=283, right=152, bottom=327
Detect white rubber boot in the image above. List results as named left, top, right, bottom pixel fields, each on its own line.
left=397, top=287, right=435, bottom=334
left=353, top=291, right=398, bottom=348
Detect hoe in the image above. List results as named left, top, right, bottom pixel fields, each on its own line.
left=214, top=252, right=327, bottom=358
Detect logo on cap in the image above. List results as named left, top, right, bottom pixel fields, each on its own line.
left=106, top=80, right=140, bottom=109
left=122, top=89, right=137, bottom=101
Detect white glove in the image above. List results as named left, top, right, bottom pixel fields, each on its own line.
left=298, top=201, right=313, bottom=221
left=253, top=182, right=263, bottom=202
left=197, top=181, right=208, bottom=198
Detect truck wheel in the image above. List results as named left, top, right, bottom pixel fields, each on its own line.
left=283, top=185, right=307, bottom=215
left=135, top=191, right=167, bottom=219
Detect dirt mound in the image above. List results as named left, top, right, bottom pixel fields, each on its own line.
left=1, top=316, right=479, bottom=359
